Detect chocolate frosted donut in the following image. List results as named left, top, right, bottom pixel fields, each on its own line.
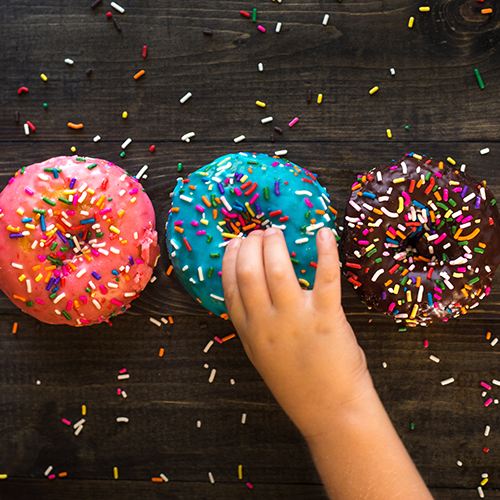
left=340, top=153, right=500, bottom=326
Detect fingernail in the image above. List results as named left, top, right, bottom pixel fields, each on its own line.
left=227, top=237, right=242, bottom=249
left=264, top=227, right=278, bottom=237
left=248, top=229, right=264, bottom=237
left=318, top=227, right=332, bottom=241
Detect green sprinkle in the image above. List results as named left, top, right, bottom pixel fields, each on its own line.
left=252, top=7, right=257, bottom=22
left=115, top=278, right=120, bottom=282
left=492, top=199, right=497, bottom=206
left=95, top=232, right=104, bottom=237
left=50, top=242, right=57, bottom=251
left=177, top=163, right=183, bottom=172
left=20, top=167, right=26, bottom=174
left=85, top=287, right=91, bottom=293
left=87, top=163, right=97, bottom=170
left=211, top=194, right=216, bottom=206
left=366, top=248, right=377, bottom=258
left=247, top=160, right=259, bottom=165
left=410, top=422, right=415, bottom=430
left=437, top=220, right=446, bottom=230
left=442, top=253, right=447, bottom=262
left=469, top=277, right=480, bottom=285
left=474, top=247, right=485, bottom=254
left=474, top=68, right=485, bottom=90
left=33, top=208, right=46, bottom=214
left=60, top=247, right=68, bottom=251
left=264, top=186, right=269, bottom=200
left=210, top=253, right=220, bottom=258
left=107, top=197, right=113, bottom=201
left=207, top=267, right=214, bottom=278
left=291, top=258, right=300, bottom=265
left=26, top=301, right=34, bottom=307
left=305, top=211, right=310, bottom=219
left=120, top=152, right=126, bottom=158
left=58, top=197, right=72, bottom=205
left=425, top=171, right=431, bottom=181
left=62, top=311, right=72, bottom=320
left=398, top=327, right=407, bottom=332
left=375, top=257, right=382, bottom=263
left=436, top=202, right=448, bottom=211
left=301, top=224, right=308, bottom=231
left=76, top=158, right=86, bottom=162
left=458, top=240, right=469, bottom=246
left=43, top=102, right=48, bottom=108
left=44, top=168, right=61, bottom=173
left=42, top=197, right=56, bottom=206
left=206, top=236, right=213, bottom=244
left=401, top=276, right=408, bottom=286
left=404, top=126, right=409, bottom=131
left=448, top=198, right=457, bottom=207
left=435, top=279, right=445, bottom=290
left=49, top=293, right=57, bottom=300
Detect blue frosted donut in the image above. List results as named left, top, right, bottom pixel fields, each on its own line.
left=166, top=152, right=338, bottom=318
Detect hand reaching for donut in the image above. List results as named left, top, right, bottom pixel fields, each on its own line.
left=222, top=227, right=433, bottom=500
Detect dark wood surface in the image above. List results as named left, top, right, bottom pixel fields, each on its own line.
left=1, top=0, right=500, bottom=498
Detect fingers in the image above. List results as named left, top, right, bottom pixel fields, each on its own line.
left=234, top=230, right=273, bottom=314
left=312, top=227, right=342, bottom=310
left=263, top=228, right=302, bottom=308
left=221, top=236, right=246, bottom=323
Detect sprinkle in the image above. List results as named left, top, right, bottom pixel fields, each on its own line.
left=209, top=368, right=217, bottom=383
left=441, top=377, right=454, bottom=386
left=117, top=373, right=130, bottom=380
left=317, top=94, right=323, bottom=104
left=275, top=22, right=282, bottom=32
left=110, top=1, right=125, bottom=13
left=64, top=58, right=74, bottom=65
left=134, top=70, right=145, bottom=80
left=369, top=86, right=379, bottom=95
left=485, top=425, right=491, bottom=437
left=257, top=25, right=266, bottom=32
left=241, top=413, right=247, bottom=424
left=233, top=135, right=246, bottom=143
left=480, top=148, right=490, bottom=155
left=67, top=122, right=83, bottom=129
left=386, top=129, right=392, bottom=139
left=121, top=137, right=132, bottom=149
left=322, top=14, right=330, bottom=25
left=150, top=317, right=162, bottom=327
left=447, top=157, right=456, bottom=165
left=485, top=398, right=493, bottom=407
left=24, top=123, right=30, bottom=135
left=408, top=16, right=415, bottom=28
left=62, top=418, right=71, bottom=425
left=12, top=322, right=18, bottom=334
left=142, top=45, right=147, bottom=58
left=252, top=8, right=257, bottom=22
left=258, top=62, right=264, bottom=72
left=160, top=474, right=169, bottom=482
left=208, top=472, right=215, bottom=484
left=113, top=467, right=119, bottom=480
left=274, top=149, right=288, bottom=156
left=44, top=466, right=53, bottom=476
left=255, top=100, right=266, bottom=108
left=491, top=338, right=498, bottom=347
left=419, top=6, right=430, bottom=11
left=116, top=417, right=129, bottom=423
left=429, top=355, right=440, bottom=363
left=474, top=69, right=485, bottom=89
left=93, top=135, right=101, bottom=142
left=288, top=117, right=299, bottom=127
left=371, top=269, right=384, bottom=282
left=203, top=340, right=214, bottom=353
left=180, top=92, right=192, bottom=104
left=261, top=116, right=273, bottom=124
left=481, top=8, right=493, bottom=14
left=17, top=86, right=29, bottom=94
left=181, top=131, right=195, bottom=142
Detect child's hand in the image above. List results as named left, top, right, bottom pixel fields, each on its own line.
left=222, top=227, right=374, bottom=438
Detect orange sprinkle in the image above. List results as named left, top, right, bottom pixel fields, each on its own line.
left=222, top=333, right=236, bottom=342
left=457, top=228, right=480, bottom=241
left=188, top=185, right=196, bottom=190
left=151, top=477, right=163, bottom=482
left=315, top=209, right=326, bottom=215
left=213, top=209, right=218, bottom=219
left=166, top=265, right=173, bottom=276
left=221, top=313, right=229, bottom=320
left=159, top=348, right=165, bottom=357
left=438, top=161, right=444, bottom=170
left=416, top=276, right=421, bottom=288
left=171, top=207, right=180, bottom=212
left=373, top=208, right=383, bottom=215
left=67, top=122, right=83, bottom=129
left=310, top=219, right=317, bottom=224
left=242, top=223, right=256, bottom=231
left=13, top=294, right=27, bottom=302
left=482, top=8, right=493, bottom=13
left=12, top=322, right=18, bottom=334
left=461, top=288, right=469, bottom=298
left=486, top=331, right=492, bottom=340
left=202, top=196, right=212, bottom=207
left=174, top=226, right=184, bottom=234
left=133, top=70, right=146, bottom=79
left=478, top=242, right=486, bottom=248
left=328, top=206, right=338, bottom=216
left=168, top=316, right=174, bottom=324
left=58, top=472, right=68, bottom=478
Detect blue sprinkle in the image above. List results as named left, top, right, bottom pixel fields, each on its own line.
left=112, top=270, right=119, bottom=276
left=427, top=293, right=434, bottom=307
left=69, top=178, right=76, bottom=189
left=129, top=256, right=135, bottom=266
left=52, top=168, right=59, bottom=179
left=362, top=192, right=376, bottom=199
left=40, top=214, right=46, bottom=232
left=21, top=217, right=33, bottom=223
left=80, top=218, right=96, bottom=225
left=412, top=200, right=426, bottom=209
left=91, top=271, right=101, bottom=280
left=386, top=237, right=400, bottom=245
left=52, top=286, right=60, bottom=293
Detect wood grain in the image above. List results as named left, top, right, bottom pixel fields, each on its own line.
left=1, top=0, right=500, bottom=498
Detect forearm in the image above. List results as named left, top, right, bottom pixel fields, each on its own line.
left=305, top=388, right=433, bottom=500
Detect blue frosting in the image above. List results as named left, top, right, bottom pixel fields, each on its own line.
left=166, top=152, right=338, bottom=317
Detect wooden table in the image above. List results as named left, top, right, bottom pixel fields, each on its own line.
left=1, top=0, right=500, bottom=498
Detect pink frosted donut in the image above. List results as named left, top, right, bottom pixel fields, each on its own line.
left=0, top=156, right=159, bottom=326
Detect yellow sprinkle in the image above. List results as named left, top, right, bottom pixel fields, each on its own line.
left=413, top=154, right=422, bottom=160
left=16, top=208, right=24, bottom=215
left=0, top=474, right=7, bottom=480
left=317, top=94, right=323, bottom=104
left=25, top=224, right=36, bottom=230
left=393, top=177, right=405, bottom=183
left=369, top=86, right=379, bottom=95
left=255, top=100, right=266, bottom=107
left=419, top=6, right=430, bottom=11
left=71, top=146, right=76, bottom=153
left=240, top=175, right=248, bottom=183
left=453, top=272, right=464, bottom=278
left=397, top=197, right=404, bottom=213
left=481, top=478, right=489, bottom=486
left=406, top=291, right=412, bottom=302
left=221, top=232, right=238, bottom=239
left=130, top=197, right=137, bottom=203
left=447, top=157, right=456, bottom=165
left=113, top=467, right=119, bottom=480
left=109, top=225, right=120, bottom=234
left=118, top=210, right=125, bottom=217
left=409, top=304, right=419, bottom=319
left=408, top=16, right=415, bottom=28
left=82, top=405, right=87, bottom=416
left=96, top=195, right=106, bottom=207
left=121, top=240, right=128, bottom=244
left=393, top=284, right=400, bottom=294
left=298, top=278, right=310, bottom=287
left=365, top=244, right=375, bottom=252
left=200, top=219, right=209, bottom=225
left=386, top=128, right=392, bottom=138
left=245, top=202, right=255, bottom=217
left=238, top=465, right=243, bottom=480
left=40, top=73, right=48, bottom=81
left=87, top=188, right=95, bottom=195
left=18, top=274, right=26, bottom=282
left=122, top=111, right=128, bottom=119
left=63, top=189, right=77, bottom=195
left=35, top=273, right=43, bottom=282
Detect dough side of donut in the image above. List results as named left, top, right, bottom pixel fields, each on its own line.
left=340, top=154, right=500, bottom=326
left=0, top=156, right=159, bottom=326
left=166, top=152, right=338, bottom=317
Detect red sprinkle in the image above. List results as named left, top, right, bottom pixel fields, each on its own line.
left=101, top=178, right=108, bottom=189
left=18, top=86, right=29, bottom=94
left=149, top=145, right=156, bottom=152
left=183, top=237, right=192, bottom=252
left=240, top=10, right=251, bottom=17
left=26, top=120, right=36, bottom=131
left=142, top=45, right=148, bottom=58
left=106, top=11, right=112, bottom=17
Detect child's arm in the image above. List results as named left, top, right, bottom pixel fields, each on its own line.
left=222, top=227, right=433, bottom=500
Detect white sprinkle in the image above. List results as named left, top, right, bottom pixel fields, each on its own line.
left=53, top=292, right=66, bottom=305
left=110, top=2, right=125, bottom=13
left=484, top=425, right=491, bottom=437
left=208, top=472, right=215, bottom=484
left=261, top=116, right=273, bottom=124
left=24, top=123, right=30, bottom=135
left=160, top=473, right=169, bottom=482
left=92, top=299, right=101, bottom=310
left=116, top=417, right=129, bottom=423
left=160, top=317, right=168, bottom=324
left=478, top=486, right=484, bottom=498
left=480, top=148, right=490, bottom=155
left=64, top=58, right=74, bottom=65
left=181, top=131, right=195, bottom=142
left=93, top=135, right=101, bottom=142
left=381, top=207, right=399, bottom=218
left=11, top=263, right=23, bottom=269
left=209, top=368, right=217, bottom=383
left=135, top=165, right=149, bottom=179
left=73, top=418, right=85, bottom=429
left=233, top=134, right=246, bottom=143
left=258, top=62, right=264, bottom=72
left=371, top=269, right=384, bottom=282
left=349, top=200, right=362, bottom=211
left=220, top=195, right=232, bottom=211
left=179, top=194, right=193, bottom=203
left=180, top=92, right=192, bottom=104
left=295, top=190, right=313, bottom=196
left=456, top=460, right=463, bottom=467
left=230, top=378, right=235, bottom=385
left=204, top=363, right=209, bottom=369
left=197, top=420, right=202, bottom=428
left=275, top=22, right=282, bottom=32
left=322, top=14, right=329, bottom=25
left=198, top=267, right=204, bottom=282
left=150, top=317, right=162, bottom=327
left=463, top=193, right=475, bottom=203
left=274, top=149, right=288, bottom=156
left=241, top=413, right=247, bottom=424
left=390, top=68, right=396, bottom=75
left=74, top=425, right=84, bottom=436
left=429, top=355, right=440, bottom=363
left=491, top=338, right=498, bottom=347
left=203, top=340, right=214, bottom=353
left=121, top=390, right=127, bottom=398
left=149, top=276, right=157, bottom=283
left=382, top=362, right=388, bottom=368
left=482, top=473, right=489, bottom=478
left=295, top=237, right=309, bottom=244
left=182, top=265, right=189, bottom=272
left=441, top=377, right=455, bottom=386
left=117, top=373, right=130, bottom=380
left=44, top=466, right=53, bottom=476
left=124, top=292, right=136, bottom=297
left=121, top=137, right=132, bottom=149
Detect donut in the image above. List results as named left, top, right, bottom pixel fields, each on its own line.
left=0, top=156, right=159, bottom=326
left=340, top=153, right=500, bottom=327
left=166, top=152, right=339, bottom=317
